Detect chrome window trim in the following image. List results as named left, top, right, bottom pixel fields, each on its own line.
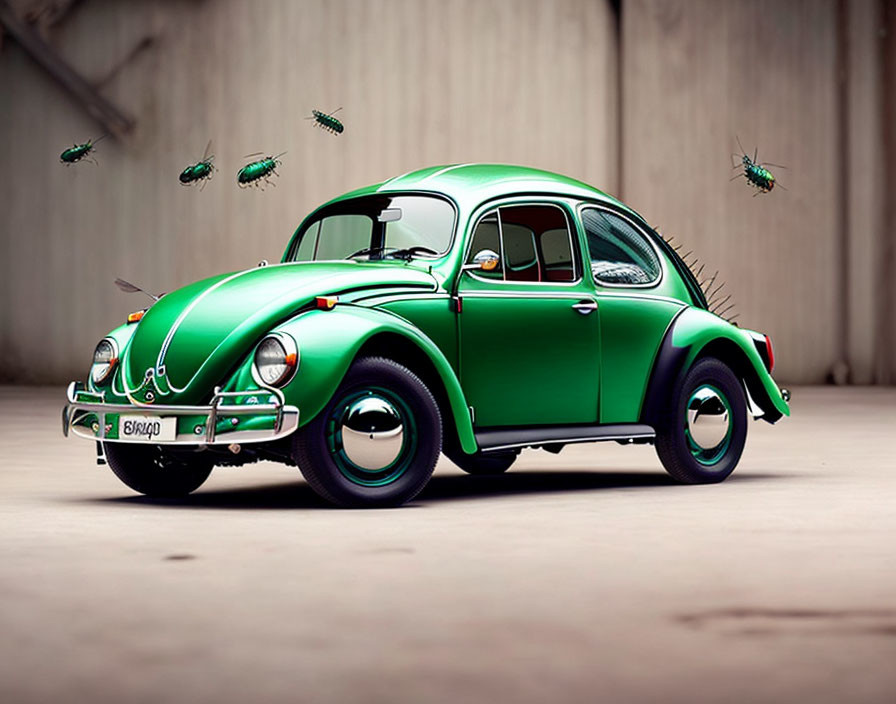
left=462, top=200, right=583, bottom=287
left=459, top=291, right=593, bottom=300
left=577, top=203, right=667, bottom=290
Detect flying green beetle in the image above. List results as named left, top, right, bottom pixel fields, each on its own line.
left=307, top=107, right=344, bottom=135
left=59, top=134, right=107, bottom=166
left=237, top=152, right=286, bottom=189
left=731, top=137, right=786, bottom=195
left=179, top=140, right=216, bottom=189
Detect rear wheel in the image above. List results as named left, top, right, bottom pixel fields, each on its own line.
left=655, top=357, right=747, bottom=484
left=103, top=443, right=213, bottom=497
left=293, top=356, right=442, bottom=508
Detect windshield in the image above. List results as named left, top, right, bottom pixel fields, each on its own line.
left=287, top=194, right=456, bottom=262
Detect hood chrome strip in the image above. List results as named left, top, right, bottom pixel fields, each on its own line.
left=151, top=268, right=268, bottom=394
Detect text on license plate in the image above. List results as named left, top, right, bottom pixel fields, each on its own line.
left=119, top=415, right=177, bottom=442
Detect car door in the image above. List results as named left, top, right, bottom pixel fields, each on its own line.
left=581, top=205, right=687, bottom=424
left=457, top=201, right=601, bottom=427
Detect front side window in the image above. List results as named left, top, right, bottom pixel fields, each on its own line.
left=466, top=204, right=577, bottom=283
left=287, top=194, right=455, bottom=261
left=582, top=208, right=661, bottom=286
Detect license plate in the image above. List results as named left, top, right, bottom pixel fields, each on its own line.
left=118, top=415, right=177, bottom=442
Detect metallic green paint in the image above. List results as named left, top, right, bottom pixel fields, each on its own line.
left=597, top=296, right=685, bottom=423
left=671, top=308, right=790, bottom=418
left=252, top=305, right=478, bottom=453
left=70, top=163, right=788, bottom=462
left=123, top=263, right=437, bottom=404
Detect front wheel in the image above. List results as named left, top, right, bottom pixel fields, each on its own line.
left=655, top=357, right=747, bottom=484
left=293, top=356, right=442, bottom=508
left=103, top=443, right=213, bottom=497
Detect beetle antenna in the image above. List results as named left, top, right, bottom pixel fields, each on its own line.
left=114, top=277, right=159, bottom=302
left=243, top=152, right=265, bottom=158
left=736, top=135, right=746, bottom=157
left=202, top=140, right=213, bottom=160
left=93, top=133, right=109, bottom=145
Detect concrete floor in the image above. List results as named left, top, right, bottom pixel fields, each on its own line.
left=1, top=386, right=895, bottom=704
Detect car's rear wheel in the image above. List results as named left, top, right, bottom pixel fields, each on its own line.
left=293, top=356, right=442, bottom=508
left=103, top=443, right=213, bottom=497
left=446, top=449, right=518, bottom=475
left=655, top=357, right=747, bottom=484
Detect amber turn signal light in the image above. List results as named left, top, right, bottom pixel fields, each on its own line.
left=315, top=296, right=338, bottom=310
left=127, top=309, right=146, bottom=324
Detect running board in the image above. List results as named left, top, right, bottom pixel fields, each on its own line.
left=475, top=423, right=656, bottom=453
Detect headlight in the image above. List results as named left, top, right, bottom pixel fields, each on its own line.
left=252, top=333, right=298, bottom=387
left=91, top=338, right=118, bottom=385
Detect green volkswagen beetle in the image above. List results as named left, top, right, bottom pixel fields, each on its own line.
left=63, top=164, right=789, bottom=507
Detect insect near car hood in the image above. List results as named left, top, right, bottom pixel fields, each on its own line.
left=122, top=262, right=437, bottom=403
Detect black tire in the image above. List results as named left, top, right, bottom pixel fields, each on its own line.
left=293, top=356, right=442, bottom=508
left=655, top=357, right=747, bottom=484
left=446, top=449, right=518, bottom=475
left=103, top=443, right=213, bottom=497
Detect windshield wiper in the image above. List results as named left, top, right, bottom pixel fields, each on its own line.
left=389, top=245, right=439, bottom=259
left=346, top=245, right=440, bottom=261
left=345, top=245, right=398, bottom=260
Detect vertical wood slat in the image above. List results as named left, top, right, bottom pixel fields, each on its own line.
left=621, top=0, right=841, bottom=384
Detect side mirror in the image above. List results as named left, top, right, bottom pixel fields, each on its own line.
left=462, top=249, right=500, bottom=272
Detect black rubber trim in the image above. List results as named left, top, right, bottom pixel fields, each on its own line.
left=640, top=308, right=689, bottom=428
left=475, top=423, right=655, bottom=452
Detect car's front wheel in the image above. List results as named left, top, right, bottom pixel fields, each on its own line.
left=103, top=443, right=214, bottom=497
left=655, top=357, right=747, bottom=484
left=293, top=356, right=442, bottom=508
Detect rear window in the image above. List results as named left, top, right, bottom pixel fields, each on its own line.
left=582, top=208, right=661, bottom=286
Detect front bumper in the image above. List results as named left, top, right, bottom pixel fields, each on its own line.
left=62, top=382, right=300, bottom=445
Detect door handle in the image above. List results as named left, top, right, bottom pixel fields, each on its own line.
left=572, top=300, right=598, bottom=315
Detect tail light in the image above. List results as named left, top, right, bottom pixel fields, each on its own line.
left=764, top=334, right=775, bottom=373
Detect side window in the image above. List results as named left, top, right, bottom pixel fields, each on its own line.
left=501, top=223, right=539, bottom=281
left=467, top=204, right=577, bottom=283
left=582, top=208, right=661, bottom=286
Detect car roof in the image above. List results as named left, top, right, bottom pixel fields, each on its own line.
left=323, top=163, right=630, bottom=213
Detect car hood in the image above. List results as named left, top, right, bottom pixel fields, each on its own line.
left=122, top=262, right=437, bottom=403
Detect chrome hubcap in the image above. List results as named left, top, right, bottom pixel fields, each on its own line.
left=686, top=386, right=730, bottom=451
left=339, top=395, right=404, bottom=471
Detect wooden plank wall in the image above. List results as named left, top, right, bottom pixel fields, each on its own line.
left=1, top=0, right=892, bottom=385
left=621, top=0, right=894, bottom=384
left=0, top=0, right=618, bottom=382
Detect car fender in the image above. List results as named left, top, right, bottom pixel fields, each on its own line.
left=228, top=305, right=478, bottom=454
left=640, top=307, right=790, bottom=426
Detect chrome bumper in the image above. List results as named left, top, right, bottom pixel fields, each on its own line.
left=63, top=382, right=300, bottom=445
